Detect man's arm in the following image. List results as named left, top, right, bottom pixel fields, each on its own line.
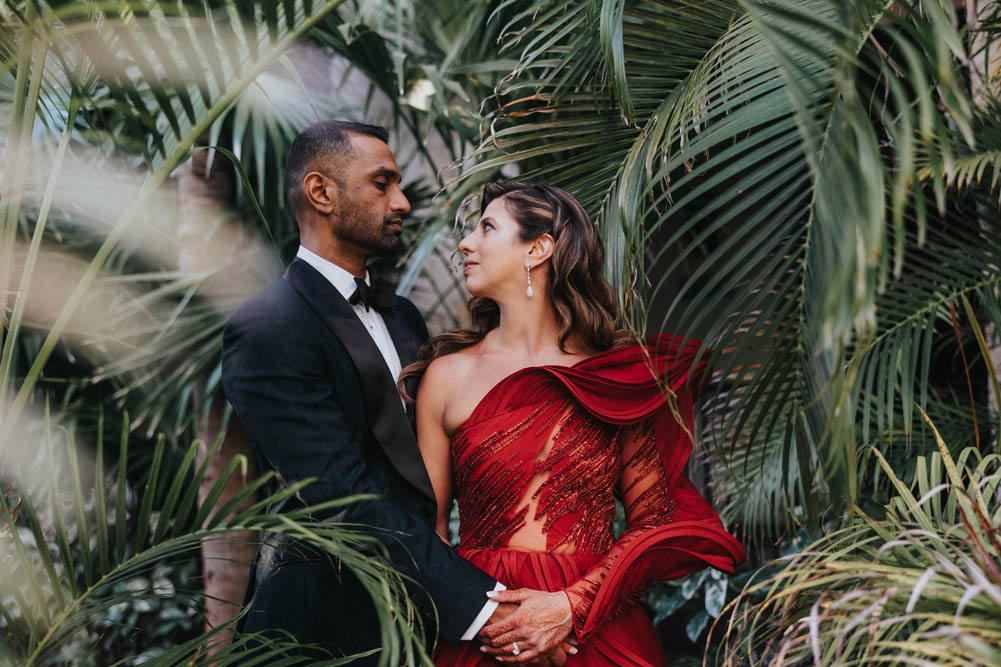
left=221, top=304, right=497, bottom=642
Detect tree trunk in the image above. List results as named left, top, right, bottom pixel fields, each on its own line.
left=194, top=393, right=257, bottom=652
left=175, top=148, right=258, bottom=654
left=968, top=0, right=1000, bottom=109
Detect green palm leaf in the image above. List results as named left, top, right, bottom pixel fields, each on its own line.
left=1, top=0, right=351, bottom=424
left=713, top=418, right=1001, bottom=666
left=0, top=409, right=432, bottom=666
left=450, top=0, right=1001, bottom=536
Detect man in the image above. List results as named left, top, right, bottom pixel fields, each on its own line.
left=221, top=121, right=569, bottom=664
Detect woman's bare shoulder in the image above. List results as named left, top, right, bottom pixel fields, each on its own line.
left=424, top=345, right=479, bottom=382
left=419, top=342, right=483, bottom=402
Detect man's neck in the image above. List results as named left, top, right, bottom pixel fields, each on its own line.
left=299, top=239, right=367, bottom=278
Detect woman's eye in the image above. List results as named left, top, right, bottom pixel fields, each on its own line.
left=482, top=221, right=493, bottom=231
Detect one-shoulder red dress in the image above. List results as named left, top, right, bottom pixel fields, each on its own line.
left=433, top=335, right=745, bottom=666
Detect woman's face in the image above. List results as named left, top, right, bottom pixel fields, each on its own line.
left=458, top=197, right=532, bottom=299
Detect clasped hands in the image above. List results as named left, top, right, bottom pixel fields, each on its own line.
left=475, top=588, right=577, bottom=665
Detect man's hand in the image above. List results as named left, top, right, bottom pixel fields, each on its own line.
left=476, top=588, right=574, bottom=663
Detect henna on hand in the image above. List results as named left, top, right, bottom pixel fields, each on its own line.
left=477, top=589, right=574, bottom=663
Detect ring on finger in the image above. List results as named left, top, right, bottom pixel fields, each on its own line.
left=512, top=642, right=520, bottom=656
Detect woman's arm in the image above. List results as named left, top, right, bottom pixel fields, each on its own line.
left=416, top=357, right=457, bottom=542
left=560, top=418, right=742, bottom=641
left=561, top=421, right=671, bottom=635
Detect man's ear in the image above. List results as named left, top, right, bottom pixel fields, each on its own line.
left=303, top=172, right=337, bottom=215
left=528, top=233, right=555, bottom=264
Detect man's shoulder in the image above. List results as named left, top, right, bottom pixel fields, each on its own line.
left=224, top=276, right=310, bottom=342
left=393, top=293, right=421, bottom=318
left=392, top=293, right=429, bottom=339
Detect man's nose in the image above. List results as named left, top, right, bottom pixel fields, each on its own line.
left=390, top=185, right=411, bottom=215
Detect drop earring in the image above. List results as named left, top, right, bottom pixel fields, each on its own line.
left=525, top=259, right=534, bottom=298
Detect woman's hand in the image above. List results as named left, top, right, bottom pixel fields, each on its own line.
left=476, top=589, right=575, bottom=663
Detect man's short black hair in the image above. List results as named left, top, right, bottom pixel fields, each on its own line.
left=284, top=120, right=389, bottom=217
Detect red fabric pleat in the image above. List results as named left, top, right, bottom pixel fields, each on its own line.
left=577, top=478, right=744, bottom=638
left=457, top=334, right=708, bottom=490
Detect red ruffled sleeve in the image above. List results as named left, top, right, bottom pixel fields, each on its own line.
left=548, top=335, right=745, bottom=640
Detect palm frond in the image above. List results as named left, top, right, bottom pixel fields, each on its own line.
left=1, top=0, right=350, bottom=423
left=0, top=408, right=432, bottom=666
left=917, top=97, right=1001, bottom=201
left=713, top=419, right=1001, bottom=666
left=454, top=0, right=740, bottom=314
left=440, top=0, right=1000, bottom=537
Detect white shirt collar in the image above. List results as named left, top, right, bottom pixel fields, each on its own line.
left=295, top=245, right=369, bottom=301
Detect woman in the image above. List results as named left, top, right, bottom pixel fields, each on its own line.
left=402, top=183, right=745, bottom=666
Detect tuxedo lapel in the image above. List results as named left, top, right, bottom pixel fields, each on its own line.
left=282, top=259, right=435, bottom=502
left=381, top=305, right=421, bottom=370
left=380, top=303, right=422, bottom=421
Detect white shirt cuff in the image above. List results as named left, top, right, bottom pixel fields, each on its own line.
left=460, top=581, right=507, bottom=641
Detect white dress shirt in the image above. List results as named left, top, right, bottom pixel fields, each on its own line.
left=296, top=246, right=402, bottom=380
left=295, top=246, right=502, bottom=639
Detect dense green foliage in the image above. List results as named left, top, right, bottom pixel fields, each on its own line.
left=445, top=0, right=1001, bottom=539
left=715, top=417, right=1001, bottom=664
left=2, top=0, right=1000, bottom=664
left=0, top=409, right=429, bottom=666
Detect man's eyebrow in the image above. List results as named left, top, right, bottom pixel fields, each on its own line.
left=370, top=167, right=401, bottom=181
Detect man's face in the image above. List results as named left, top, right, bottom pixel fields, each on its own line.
left=328, top=134, right=411, bottom=257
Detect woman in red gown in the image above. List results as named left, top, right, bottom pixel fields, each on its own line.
left=402, top=183, right=744, bottom=666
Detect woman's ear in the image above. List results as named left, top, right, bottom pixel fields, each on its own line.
left=528, top=233, right=555, bottom=265
left=303, top=171, right=338, bottom=215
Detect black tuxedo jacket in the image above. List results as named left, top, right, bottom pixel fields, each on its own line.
left=221, top=258, right=496, bottom=660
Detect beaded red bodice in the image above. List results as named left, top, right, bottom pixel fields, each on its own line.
left=452, top=390, right=623, bottom=555
left=448, top=336, right=745, bottom=640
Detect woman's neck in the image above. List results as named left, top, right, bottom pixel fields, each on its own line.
left=490, top=289, right=574, bottom=361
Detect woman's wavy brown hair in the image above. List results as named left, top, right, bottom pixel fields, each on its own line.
left=399, top=182, right=633, bottom=400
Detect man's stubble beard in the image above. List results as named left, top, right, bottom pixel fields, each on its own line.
left=332, top=195, right=401, bottom=257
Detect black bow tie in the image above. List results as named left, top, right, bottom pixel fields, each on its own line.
left=348, top=277, right=396, bottom=312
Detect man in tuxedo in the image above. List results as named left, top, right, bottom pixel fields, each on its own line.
left=222, top=121, right=569, bottom=664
